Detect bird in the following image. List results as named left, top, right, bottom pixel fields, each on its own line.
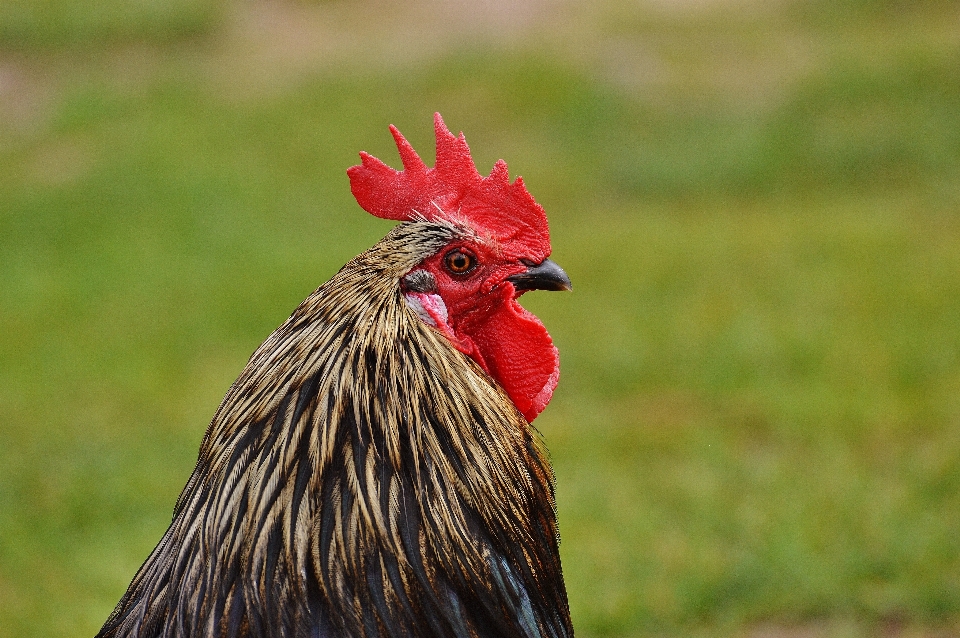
left=96, top=113, right=574, bottom=638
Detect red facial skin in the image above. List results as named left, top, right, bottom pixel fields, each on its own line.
left=413, top=240, right=559, bottom=423
left=348, top=113, right=560, bottom=421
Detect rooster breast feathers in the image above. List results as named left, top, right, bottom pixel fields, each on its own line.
left=97, top=219, right=573, bottom=638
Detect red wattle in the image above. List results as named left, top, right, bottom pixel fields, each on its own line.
left=465, top=296, right=559, bottom=422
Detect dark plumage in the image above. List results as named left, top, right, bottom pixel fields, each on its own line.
left=98, top=116, right=572, bottom=638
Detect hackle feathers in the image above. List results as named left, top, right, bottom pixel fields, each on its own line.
left=97, top=221, right=573, bottom=638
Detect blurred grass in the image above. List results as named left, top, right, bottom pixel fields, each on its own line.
left=2, top=0, right=960, bottom=636
left=0, top=0, right=223, bottom=50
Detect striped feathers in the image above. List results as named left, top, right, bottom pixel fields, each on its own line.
left=97, top=221, right=572, bottom=638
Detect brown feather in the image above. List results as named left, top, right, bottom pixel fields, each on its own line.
left=97, top=220, right=572, bottom=638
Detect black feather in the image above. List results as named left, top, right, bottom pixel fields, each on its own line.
left=97, top=221, right=572, bottom=638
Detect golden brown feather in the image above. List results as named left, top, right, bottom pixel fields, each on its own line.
left=97, top=220, right=572, bottom=638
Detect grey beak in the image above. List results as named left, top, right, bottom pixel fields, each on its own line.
left=507, top=258, right=573, bottom=292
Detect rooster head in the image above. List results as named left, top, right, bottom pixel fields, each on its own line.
left=347, top=113, right=570, bottom=421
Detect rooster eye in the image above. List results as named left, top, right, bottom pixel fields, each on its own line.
left=444, top=249, right=476, bottom=275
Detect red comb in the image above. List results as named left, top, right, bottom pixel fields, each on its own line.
left=348, top=113, right=550, bottom=257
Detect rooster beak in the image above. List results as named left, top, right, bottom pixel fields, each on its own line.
left=507, top=258, right=573, bottom=292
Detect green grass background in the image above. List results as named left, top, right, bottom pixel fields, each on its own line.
left=2, top=0, right=959, bottom=636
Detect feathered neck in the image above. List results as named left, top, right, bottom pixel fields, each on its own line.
left=97, top=222, right=572, bottom=638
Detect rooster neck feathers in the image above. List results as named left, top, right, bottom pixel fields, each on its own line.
left=97, top=221, right=573, bottom=638
left=349, top=114, right=563, bottom=422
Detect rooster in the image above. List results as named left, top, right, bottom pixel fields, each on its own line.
left=97, top=113, right=573, bottom=638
